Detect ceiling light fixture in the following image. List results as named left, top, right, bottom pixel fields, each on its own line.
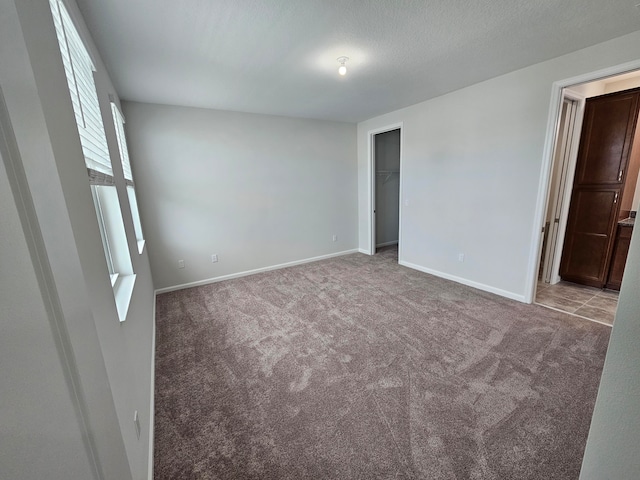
left=337, top=56, right=349, bottom=76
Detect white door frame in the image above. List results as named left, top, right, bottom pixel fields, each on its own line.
left=541, top=92, right=584, bottom=285
left=367, top=122, right=403, bottom=257
left=525, top=59, right=640, bottom=303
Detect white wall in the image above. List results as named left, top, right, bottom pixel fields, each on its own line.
left=123, top=102, right=358, bottom=291
left=566, top=82, right=606, bottom=98
left=0, top=0, right=155, bottom=479
left=0, top=131, right=97, bottom=480
left=603, top=75, right=640, bottom=94
left=357, top=30, right=640, bottom=301
left=567, top=71, right=640, bottom=98
left=580, top=212, right=640, bottom=478
left=375, top=129, right=400, bottom=246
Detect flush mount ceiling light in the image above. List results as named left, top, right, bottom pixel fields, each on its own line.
left=337, top=56, right=349, bottom=76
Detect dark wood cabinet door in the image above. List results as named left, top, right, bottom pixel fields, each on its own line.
left=560, top=89, right=640, bottom=287
left=606, top=225, right=633, bottom=290
left=574, top=90, right=640, bottom=185
left=560, top=188, right=621, bottom=286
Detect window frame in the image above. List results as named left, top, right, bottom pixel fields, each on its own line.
left=111, top=102, right=146, bottom=254
left=49, top=0, right=135, bottom=321
left=91, top=184, right=119, bottom=286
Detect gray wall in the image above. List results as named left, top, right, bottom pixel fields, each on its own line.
left=0, top=122, right=97, bottom=480
left=580, top=213, right=640, bottom=478
left=123, top=101, right=358, bottom=291
left=375, top=129, right=400, bottom=247
left=358, top=30, right=640, bottom=302
left=0, top=0, right=155, bottom=478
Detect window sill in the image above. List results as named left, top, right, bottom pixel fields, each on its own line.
left=114, top=273, right=136, bottom=322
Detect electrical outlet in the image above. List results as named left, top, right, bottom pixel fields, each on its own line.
left=458, top=253, right=465, bottom=262
left=133, top=410, right=141, bottom=440
left=178, top=259, right=185, bottom=269
left=332, top=235, right=337, bottom=242
left=211, top=254, right=218, bottom=263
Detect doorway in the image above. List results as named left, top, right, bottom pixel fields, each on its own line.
left=374, top=129, right=400, bottom=253
left=535, top=71, right=640, bottom=325
left=368, top=124, right=403, bottom=258
left=540, top=95, right=580, bottom=284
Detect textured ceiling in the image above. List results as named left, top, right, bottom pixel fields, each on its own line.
left=75, top=0, right=640, bottom=123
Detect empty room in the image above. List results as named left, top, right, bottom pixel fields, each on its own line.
left=2, top=1, right=640, bottom=479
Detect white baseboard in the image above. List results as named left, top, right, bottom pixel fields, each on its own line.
left=148, top=294, right=156, bottom=480
left=358, top=248, right=371, bottom=254
left=398, top=260, right=526, bottom=303
left=376, top=240, right=398, bottom=248
left=155, top=249, right=360, bottom=294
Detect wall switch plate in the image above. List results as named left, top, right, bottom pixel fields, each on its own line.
left=133, top=410, right=141, bottom=440
left=211, top=254, right=218, bottom=263
left=178, top=259, right=185, bottom=269
left=458, top=253, right=465, bottom=262
left=332, top=235, right=337, bottom=242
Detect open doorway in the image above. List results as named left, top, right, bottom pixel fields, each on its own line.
left=535, top=71, right=640, bottom=325
left=374, top=129, right=400, bottom=253
left=368, top=124, right=403, bottom=259
left=539, top=95, right=580, bottom=284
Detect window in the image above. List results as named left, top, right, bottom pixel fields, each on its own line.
left=111, top=102, right=145, bottom=254
left=49, top=0, right=135, bottom=321
left=91, top=184, right=118, bottom=286
left=49, top=0, right=111, bottom=176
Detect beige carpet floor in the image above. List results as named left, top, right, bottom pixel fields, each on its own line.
left=154, top=246, right=609, bottom=479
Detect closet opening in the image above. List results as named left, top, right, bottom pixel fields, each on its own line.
left=370, top=127, right=401, bottom=257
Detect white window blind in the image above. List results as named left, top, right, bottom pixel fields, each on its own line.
left=49, top=0, right=112, bottom=178
left=111, top=103, right=133, bottom=183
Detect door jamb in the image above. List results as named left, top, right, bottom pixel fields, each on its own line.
left=367, top=123, right=403, bottom=258
left=525, top=59, right=640, bottom=303
left=542, top=91, right=585, bottom=286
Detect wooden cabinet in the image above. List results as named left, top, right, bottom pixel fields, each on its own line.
left=606, top=224, right=633, bottom=290
left=560, top=88, right=640, bottom=288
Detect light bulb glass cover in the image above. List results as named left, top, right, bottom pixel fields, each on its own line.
left=337, top=56, right=349, bottom=76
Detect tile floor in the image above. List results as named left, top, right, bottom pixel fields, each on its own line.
left=535, top=280, right=618, bottom=326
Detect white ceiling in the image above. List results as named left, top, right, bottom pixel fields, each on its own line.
left=74, top=0, right=640, bottom=123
